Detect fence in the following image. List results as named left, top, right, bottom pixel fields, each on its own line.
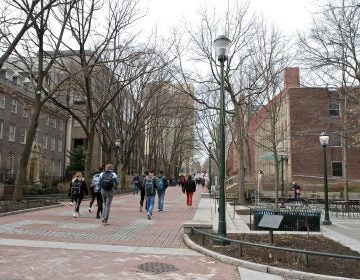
left=190, top=227, right=360, bottom=267
left=251, top=208, right=321, bottom=232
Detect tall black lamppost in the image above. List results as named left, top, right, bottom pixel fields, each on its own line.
left=213, top=34, right=231, bottom=245
left=115, top=139, right=120, bottom=175
left=319, top=132, right=332, bottom=225
left=208, top=142, right=212, bottom=195
left=277, top=147, right=286, bottom=208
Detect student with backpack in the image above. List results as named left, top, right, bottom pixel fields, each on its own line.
left=184, top=174, right=196, bottom=208
left=99, top=164, right=119, bottom=225
left=143, top=169, right=157, bottom=220
left=156, top=170, right=168, bottom=212
left=88, top=167, right=103, bottom=213
left=139, top=171, right=148, bottom=212
left=68, top=172, right=88, bottom=217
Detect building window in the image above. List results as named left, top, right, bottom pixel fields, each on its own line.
left=332, top=162, right=343, bottom=177
left=330, top=101, right=340, bottom=116
left=20, top=129, right=27, bottom=144
left=58, top=139, right=63, bottom=152
left=9, top=124, right=16, bottom=142
left=330, top=132, right=341, bottom=147
left=0, top=94, right=5, bottom=109
left=50, top=117, right=56, bottom=128
left=22, top=105, right=29, bottom=118
left=10, top=99, right=17, bottom=113
left=50, top=137, right=55, bottom=150
left=0, top=120, right=3, bottom=139
left=43, top=135, right=48, bottom=149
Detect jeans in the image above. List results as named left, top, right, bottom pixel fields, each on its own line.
left=101, top=189, right=114, bottom=222
left=146, top=195, right=155, bottom=216
left=157, top=190, right=165, bottom=210
left=133, top=183, right=139, bottom=194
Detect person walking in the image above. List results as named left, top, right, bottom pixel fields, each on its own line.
left=156, top=170, right=168, bottom=212
left=179, top=174, right=186, bottom=192
left=99, top=164, right=119, bottom=225
left=143, top=169, right=157, bottom=220
left=292, top=182, right=301, bottom=201
left=184, top=174, right=196, bottom=208
left=88, top=167, right=103, bottom=213
left=68, top=172, right=88, bottom=217
left=139, top=171, right=147, bottom=212
left=133, top=173, right=140, bottom=194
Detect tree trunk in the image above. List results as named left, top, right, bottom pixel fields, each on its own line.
left=13, top=99, right=42, bottom=201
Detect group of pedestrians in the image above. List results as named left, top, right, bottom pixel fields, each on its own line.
left=68, top=165, right=198, bottom=225
left=68, top=163, right=119, bottom=226
left=137, top=169, right=168, bottom=220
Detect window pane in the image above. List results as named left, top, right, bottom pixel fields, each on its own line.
left=332, top=162, right=343, bottom=177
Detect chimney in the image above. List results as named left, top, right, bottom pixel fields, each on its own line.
left=284, top=67, right=300, bottom=89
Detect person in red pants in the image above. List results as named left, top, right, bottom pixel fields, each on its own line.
left=184, top=174, right=196, bottom=208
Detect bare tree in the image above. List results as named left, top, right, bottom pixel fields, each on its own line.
left=7, top=0, right=77, bottom=201
left=48, top=0, right=171, bottom=185
left=298, top=0, right=360, bottom=201
left=0, top=0, right=62, bottom=69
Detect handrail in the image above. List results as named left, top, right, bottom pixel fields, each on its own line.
left=190, top=226, right=360, bottom=266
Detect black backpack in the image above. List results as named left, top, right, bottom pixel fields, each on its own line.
left=71, top=180, right=82, bottom=195
left=101, top=171, right=114, bottom=190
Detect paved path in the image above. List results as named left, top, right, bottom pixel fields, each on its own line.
left=1, top=186, right=359, bottom=280
left=0, top=187, right=240, bottom=280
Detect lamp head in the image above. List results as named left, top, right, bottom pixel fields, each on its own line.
left=214, top=35, right=231, bottom=62
left=319, top=132, right=329, bottom=147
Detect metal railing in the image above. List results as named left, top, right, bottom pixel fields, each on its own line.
left=190, top=227, right=360, bottom=267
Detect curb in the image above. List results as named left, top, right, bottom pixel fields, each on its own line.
left=0, top=203, right=64, bottom=217
left=183, top=233, right=358, bottom=280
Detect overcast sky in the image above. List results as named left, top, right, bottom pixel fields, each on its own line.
left=142, top=0, right=315, bottom=36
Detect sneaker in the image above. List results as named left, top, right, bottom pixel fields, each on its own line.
left=88, top=207, right=92, bottom=213
left=75, top=212, right=79, bottom=217
left=147, top=214, right=151, bottom=220
left=159, top=209, right=163, bottom=212
left=139, top=206, right=143, bottom=212
left=103, top=222, right=110, bottom=226
left=69, top=202, right=73, bottom=206
left=73, top=212, right=76, bottom=217
left=96, top=215, right=100, bottom=219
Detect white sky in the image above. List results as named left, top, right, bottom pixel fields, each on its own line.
left=142, top=0, right=315, bottom=36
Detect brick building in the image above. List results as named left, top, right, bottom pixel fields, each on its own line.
left=0, top=69, right=67, bottom=184
left=228, top=67, right=360, bottom=189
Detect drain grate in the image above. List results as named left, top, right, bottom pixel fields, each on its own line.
left=137, top=262, right=179, bottom=274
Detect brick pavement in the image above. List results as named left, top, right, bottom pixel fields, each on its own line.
left=0, top=186, right=241, bottom=280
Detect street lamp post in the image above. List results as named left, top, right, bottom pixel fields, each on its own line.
left=280, top=154, right=285, bottom=208
left=213, top=35, right=231, bottom=245
left=115, top=139, right=120, bottom=175
left=208, top=142, right=212, bottom=195
left=319, top=132, right=332, bottom=225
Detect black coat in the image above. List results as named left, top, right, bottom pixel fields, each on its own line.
left=184, top=179, right=196, bottom=193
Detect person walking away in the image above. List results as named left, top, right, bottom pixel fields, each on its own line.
left=144, top=169, right=157, bottom=220
left=184, top=174, right=196, bottom=208
left=292, top=182, right=301, bottom=201
left=133, top=173, right=140, bottom=194
left=179, top=174, right=186, bottom=192
left=68, top=172, right=88, bottom=217
left=94, top=175, right=103, bottom=219
left=139, top=171, right=148, bottom=212
left=157, top=170, right=168, bottom=212
left=99, top=164, right=119, bottom=225
left=88, top=167, right=103, bottom=213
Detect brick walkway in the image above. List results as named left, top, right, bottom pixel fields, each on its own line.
left=0, top=186, right=241, bottom=280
